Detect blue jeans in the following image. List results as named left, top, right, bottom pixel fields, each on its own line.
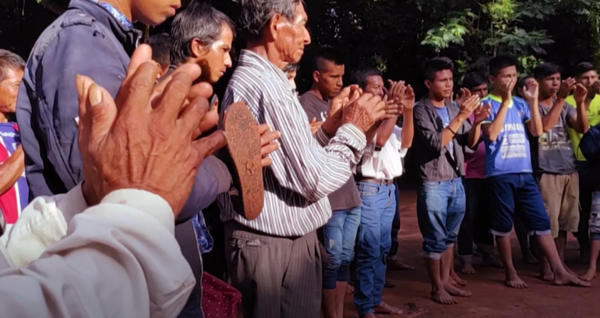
left=322, top=206, right=361, bottom=289
left=354, top=182, right=396, bottom=316
left=417, top=178, right=466, bottom=260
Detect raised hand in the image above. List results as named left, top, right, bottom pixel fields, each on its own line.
left=474, top=102, right=492, bottom=125
left=456, top=87, right=472, bottom=108
left=558, top=77, right=576, bottom=99
left=574, top=83, right=588, bottom=106
left=381, top=95, right=401, bottom=119
left=400, top=85, right=416, bottom=111
left=386, top=80, right=405, bottom=103
left=522, top=79, right=539, bottom=101
left=322, top=85, right=361, bottom=136
left=458, top=95, right=482, bottom=120
left=309, top=117, right=324, bottom=134
left=499, top=77, right=516, bottom=101
left=342, top=93, right=387, bottom=133
left=77, top=50, right=226, bottom=215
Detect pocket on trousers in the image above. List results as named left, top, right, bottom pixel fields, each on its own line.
left=358, top=183, right=379, bottom=198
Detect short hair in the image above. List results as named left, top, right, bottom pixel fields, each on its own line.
left=147, top=33, right=172, bottom=69
left=348, top=67, right=382, bottom=89
left=489, top=54, right=519, bottom=77
left=311, top=48, right=343, bottom=73
left=283, top=63, right=299, bottom=73
left=533, top=63, right=562, bottom=80
left=573, top=62, right=597, bottom=77
left=423, top=57, right=454, bottom=82
left=171, top=1, right=235, bottom=66
left=462, top=72, right=487, bottom=90
left=0, top=49, right=25, bottom=83
left=517, top=75, right=534, bottom=94
left=238, top=0, right=304, bottom=40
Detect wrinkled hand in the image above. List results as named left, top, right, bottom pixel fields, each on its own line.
left=499, top=77, right=516, bottom=101
left=474, top=102, right=492, bottom=125
left=458, top=95, right=482, bottom=120
left=386, top=80, right=405, bottom=103
left=574, top=83, right=588, bottom=106
left=322, top=85, right=361, bottom=136
left=558, top=77, right=576, bottom=99
left=258, top=124, right=280, bottom=167
left=455, top=88, right=471, bottom=109
left=342, top=93, right=387, bottom=133
left=522, top=79, right=539, bottom=101
left=77, top=45, right=226, bottom=216
left=309, top=118, right=324, bottom=134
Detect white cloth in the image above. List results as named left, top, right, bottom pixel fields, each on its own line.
left=0, top=185, right=195, bottom=318
left=357, top=126, right=408, bottom=181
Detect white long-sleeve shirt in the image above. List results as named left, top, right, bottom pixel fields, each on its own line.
left=356, top=126, right=408, bottom=181
left=0, top=186, right=195, bottom=318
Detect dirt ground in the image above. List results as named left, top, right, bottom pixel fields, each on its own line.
left=343, top=190, right=599, bottom=318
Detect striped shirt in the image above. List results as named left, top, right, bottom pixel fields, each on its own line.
left=218, top=50, right=366, bottom=237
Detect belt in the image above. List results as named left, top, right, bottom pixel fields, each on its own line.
left=358, top=178, right=394, bottom=186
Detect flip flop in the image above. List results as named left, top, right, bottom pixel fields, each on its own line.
left=223, top=102, right=264, bottom=220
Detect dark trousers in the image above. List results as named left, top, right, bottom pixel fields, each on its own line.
left=224, top=222, right=322, bottom=318
left=577, top=161, right=593, bottom=253
left=388, top=180, right=401, bottom=259
left=458, top=178, right=495, bottom=260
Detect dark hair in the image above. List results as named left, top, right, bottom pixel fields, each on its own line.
left=238, top=0, right=304, bottom=40
left=348, top=67, right=382, bottom=89
left=147, top=33, right=172, bottom=69
left=171, top=1, right=235, bottom=66
left=311, top=48, right=343, bottom=72
left=533, top=63, right=561, bottom=80
left=573, top=62, right=597, bottom=77
left=423, top=57, right=454, bottom=82
left=516, top=75, right=534, bottom=98
left=489, top=54, right=519, bottom=77
left=283, top=63, right=299, bottom=73
left=0, top=49, right=25, bottom=83
left=462, top=72, right=487, bottom=90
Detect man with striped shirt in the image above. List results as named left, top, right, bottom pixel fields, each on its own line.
left=218, top=1, right=391, bottom=317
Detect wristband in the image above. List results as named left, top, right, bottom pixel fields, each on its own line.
left=448, top=126, right=457, bottom=135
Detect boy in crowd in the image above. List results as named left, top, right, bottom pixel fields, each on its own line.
left=457, top=72, right=502, bottom=275
left=413, top=57, right=482, bottom=305
left=350, top=67, right=414, bottom=317
left=481, top=55, right=589, bottom=289
left=147, top=33, right=172, bottom=77
left=299, top=50, right=360, bottom=318
left=565, top=62, right=600, bottom=263
left=531, top=63, right=589, bottom=280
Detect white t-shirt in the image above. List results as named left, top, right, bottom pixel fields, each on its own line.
left=356, top=126, right=407, bottom=181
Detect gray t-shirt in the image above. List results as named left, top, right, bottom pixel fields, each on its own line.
left=531, top=100, right=577, bottom=175
left=299, top=91, right=362, bottom=211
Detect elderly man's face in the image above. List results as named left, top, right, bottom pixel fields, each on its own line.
left=0, top=67, right=24, bottom=114
left=275, top=3, right=311, bottom=64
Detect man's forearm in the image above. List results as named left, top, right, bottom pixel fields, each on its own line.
left=541, top=99, right=565, bottom=132
left=576, top=101, right=590, bottom=134
left=484, top=99, right=511, bottom=141
left=527, top=98, right=543, bottom=137
left=401, top=110, right=414, bottom=148
left=468, top=123, right=482, bottom=148
left=441, top=116, right=466, bottom=147
left=0, top=147, right=24, bottom=196
left=376, top=117, right=398, bottom=147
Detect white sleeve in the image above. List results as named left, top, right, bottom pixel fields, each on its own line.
left=0, top=189, right=194, bottom=318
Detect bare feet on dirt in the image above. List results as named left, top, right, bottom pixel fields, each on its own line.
left=444, top=284, right=473, bottom=297
left=376, top=302, right=403, bottom=315
left=451, top=270, right=468, bottom=286
left=553, top=271, right=591, bottom=287
left=505, top=272, right=529, bottom=289
left=431, top=287, right=458, bottom=305
left=346, top=284, right=355, bottom=294
left=406, top=302, right=429, bottom=318
left=539, top=264, right=554, bottom=282
left=579, top=268, right=597, bottom=282
left=461, top=262, right=476, bottom=275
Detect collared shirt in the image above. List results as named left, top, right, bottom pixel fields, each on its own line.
left=218, top=50, right=366, bottom=237
left=357, top=126, right=407, bottom=181
left=413, top=98, right=471, bottom=182
left=0, top=185, right=195, bottom=317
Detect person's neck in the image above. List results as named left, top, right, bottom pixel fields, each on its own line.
left=539, top=94, right=554, bottom=107
left=246, top=41, right=287, bottom=70
left=0, top=113, right=8, bottom=123
left=429, top=93, right=445, bottom=107
left=100, top=0, right=133, bottom=22
left=308, top=86, right=327, bottom=101
left=587, top=93, right=597, bottom=103
left=490, top=88, right=505, bottom=98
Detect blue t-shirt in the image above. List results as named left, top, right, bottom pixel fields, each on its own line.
left=482, top=95, right=533, bottom=177
left=436, top=106, right=455, bottom=159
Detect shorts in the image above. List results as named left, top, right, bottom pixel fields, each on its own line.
left=537, top=172, right=580, bottom=238
left=487, top=173, right=551, bottom=237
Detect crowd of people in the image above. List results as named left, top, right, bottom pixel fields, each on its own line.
left=0, top=0, right=599, bottom=317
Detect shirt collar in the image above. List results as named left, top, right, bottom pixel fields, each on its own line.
left=238, top=50, right=290, bottom=86
left=488, top=94, right=514, bottom=108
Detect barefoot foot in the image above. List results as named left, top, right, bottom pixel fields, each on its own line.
left=451, top=271, right=468, bottom=286
left=431, top=287, right=458, bottom=305
left=539, top=268, right=554, bottom=282
left=505, top=272, right=529, bottom=289
left=346, top=284, right=355, bottom=294
left=376, top=302, right=403, bottom=315
left=461, top=262, right=476, bottom=275
left=554, top=272, right=591, bottom=287
left=444, top=284, right=473, bottom=297
left=579, top=268, right=597, bottom=282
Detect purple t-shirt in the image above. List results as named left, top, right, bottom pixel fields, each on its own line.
left=464, top=115, right=487, bottom=179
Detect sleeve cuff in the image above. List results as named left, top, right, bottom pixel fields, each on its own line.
left=57, top=184, right=90, bottom=224
left=101, top=189, right=174, bottom=234
left=338, top=123, right=367, bottom=148
left=204, top=155, right=232, bottom=195
left=315, top=127, right=331, bottom=147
